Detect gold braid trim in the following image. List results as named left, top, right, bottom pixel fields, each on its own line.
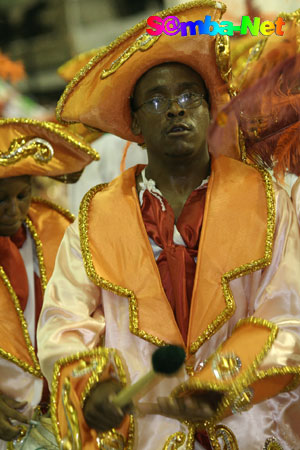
left=25, top=216, right=48, bottom=294
left=0, top=117, right=99, bottom=160
left=206, top=423, right=239, bottom=450
left=57, top=47, right=101, bottom=77
left=80, top=347, right=127, bottom=407
left=97, top=416, right=135, bottom=450
left=0, top=267, right=42, bottom=377
left=79, top=166, right=275, bottom=353
left=0, top=211, right=53, bottom=376
left=279, top=8, right=300, bottom=52
left=31, top=197, right=75, bottom=223
left=0, top=136, right=54, bottom=166
left=278, top=9, right=300, bottom=23
left=0, top=199, right=70, bottom=376
left=51, top=347, right=134, bottom=448
left=189, top=166, right=275, bottom=354
left=215, top=34, right=236, bottom=97
left=173, top=317, right=279, bottom=424
left=162, top=423, right=196, bottom=450
left=27, top=198, right=74, bottom=294
left=79, top=184, right=169, bottom=347
left=56, top=0, right=227, bottom=124
left=263, top=437, right=284, bottom=450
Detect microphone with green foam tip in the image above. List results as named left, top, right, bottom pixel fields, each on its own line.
left=111, top=345, right=186, bottom=409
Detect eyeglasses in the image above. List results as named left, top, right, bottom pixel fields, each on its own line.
left=133, top=92, right=206, bottom=114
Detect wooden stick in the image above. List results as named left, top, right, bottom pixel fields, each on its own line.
left=111, top=370, right=156, bottom=408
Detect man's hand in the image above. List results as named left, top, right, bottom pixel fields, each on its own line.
left=83, top=379, right=133, bottom=433
left=0, top=394, right=28, bottom=441
left=156, top=390, right=223, bottom=422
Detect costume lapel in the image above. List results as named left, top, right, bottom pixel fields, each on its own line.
left=83, top=158, right=274, bottom=354
left=187, top=156, right=274, bottom=354
left=0, top=266, right=41, bottom=376
left=82, top=165, right=184, bottom=347
left=0, top=200, right=73, bottom=376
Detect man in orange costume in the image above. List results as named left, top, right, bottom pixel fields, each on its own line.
left=0, top=118, right=98, bottom=448
left=37, top=2, right=300, bottom=449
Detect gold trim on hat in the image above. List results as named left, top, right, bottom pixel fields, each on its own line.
left=0, top=137, right=54, bottom=166
left=0, top=118, right=99, bottom=161
left=56, top=0, right=227, bottom=125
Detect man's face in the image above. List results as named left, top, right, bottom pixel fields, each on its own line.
left=0, top=176, right=32, bottom=236
left=131, top=63, right=210, bottom=162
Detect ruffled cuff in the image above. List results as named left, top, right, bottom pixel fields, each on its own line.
left=51, top=347, right=134, bottom=449
left=172, top=317, right=300, bottom=423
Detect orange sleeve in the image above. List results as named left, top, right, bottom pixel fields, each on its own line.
left=172, top=317, right=300, bottom=423
left=50, top=347, right=133, bottom=450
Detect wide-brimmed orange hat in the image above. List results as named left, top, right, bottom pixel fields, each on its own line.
left=0, top=118, right=99, bottom=178
left=56, top=0, right=233, bottom=145
left=57, top=49, right=106, bottom=143
left=57, top=48, right=105, bottom=82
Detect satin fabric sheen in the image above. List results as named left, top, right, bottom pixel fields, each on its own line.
left=37, top=170, right=300, bottom=449
left=292, top=176, right=300, bottom=226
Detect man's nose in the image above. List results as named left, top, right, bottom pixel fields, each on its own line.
left=166, top=99, right=185, bottom=118
left=6, top=198, right=19, bottom=216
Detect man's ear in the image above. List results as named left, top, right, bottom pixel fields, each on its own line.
left=131, top=113, right=142, bottom=136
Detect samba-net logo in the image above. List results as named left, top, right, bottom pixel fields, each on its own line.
left=146, top=15, right=285, bottom=37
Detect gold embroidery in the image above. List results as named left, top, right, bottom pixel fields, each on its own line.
left=163, top=431, right=186, bottom=449
left=96, top=415, right=135, bottom=450
left=231, top=387, right=254, bottom=414
left=101, top=33, right=161, bottom=79
left=0, top=267, right=42, bottom=377
left=80, top=351, right=127, bottom=407
left=214, top=424, right=239, bottom=450
left=215, top=34, right=236, bottom=96
left=263, top=437, right=284, bottom=450
left=173, top=318, right=279, bottom=423
left=0, top=136, right=54, bottom=166
left=56, top=0, right=227, bottom=124
left=212, top=352, right=242, bottom=381
left=97, top=430, right=125, bottom=449
left=204, top=421, right=221, bottom=450
left=51, top=347, right=132, bottom=448
left=189, top=166, right=275, bottom=354
left=164, top=423, right=196, bottom=450
left=61, top=377, right=81, bottom=450
left=0, top=118, right=99, bottom=160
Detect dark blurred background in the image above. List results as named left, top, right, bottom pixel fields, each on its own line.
left=0, top=0, right=163, bottom=108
